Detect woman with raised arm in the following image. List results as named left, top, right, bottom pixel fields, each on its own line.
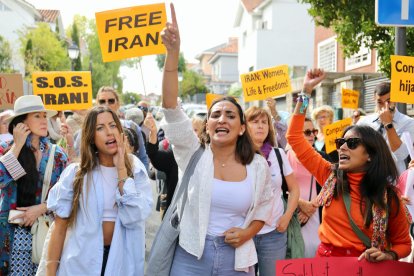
left=286, top=69, right=411, bottom=261
left=149, top=4, right=274, bottom=275
left=45, top=106, right=152, bottom=275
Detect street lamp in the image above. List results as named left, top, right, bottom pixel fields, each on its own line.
left=68, top=42, right=80, bottom=71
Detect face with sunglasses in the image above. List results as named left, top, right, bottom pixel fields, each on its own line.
left=303, top=121, right=317, bottom=145
left=336, top=130, right=370, bottom=172
left=97, top=91, right=119, bottom=113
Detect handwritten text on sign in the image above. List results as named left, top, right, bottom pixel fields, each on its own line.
left=341, top=88, right=359, bottom=109
left=96, top=3, right=166, bottom=62
left=240, top=65, right=291, bottom=102
left=0, top=74, right=23, bottom=110
left=276, top=257, right=414, bottom=276
left=32, top=71, right=92, bottom=111
left=391, top=55, right=414, bottom=104
left=323, top=118, right=352, bottom=154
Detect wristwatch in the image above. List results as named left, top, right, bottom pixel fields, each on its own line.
left=385, top=123, right=394, bottom=130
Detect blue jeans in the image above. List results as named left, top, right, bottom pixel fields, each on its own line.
left=253, top=229, right=287, bottom=276
left=170, top=235, right=254, bottom=276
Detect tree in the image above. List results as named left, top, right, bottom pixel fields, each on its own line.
left=67, top=17, right=123, bottom=97
left=180, top=70, right=207, bottom=99
left=19, top=23, right=70, bottom=79
left=228, top=83, right=243, bottom=98
left=300, top=0, right=414, bottom=76
left=0, top=35, right=13, bottom=72
left=156, top=53, right=186, bottom=73
left=121, top=92, right=141, bottom=105
left=71, top=22, right=82, bottom=71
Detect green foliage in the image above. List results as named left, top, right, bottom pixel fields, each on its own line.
left=180, top=70, right=207, bottom=99
left=156, top=53, right=186, bottom=73
left=228, top=83, right=243, bottom=97
left=71, top=23, right=82, bottom=71
left=19, top=23, right=70, bottom=80
left=121, top=92, right=141, bottom=105
left=300, top=0, right=414, bottom=77
left=0, top=35, right=13, bottom=72
left=67, top=16, right=123, bottom=98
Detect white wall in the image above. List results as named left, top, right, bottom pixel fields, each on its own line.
left=238, top=0, right=314, bottom=74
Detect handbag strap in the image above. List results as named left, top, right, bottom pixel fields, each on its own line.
left=308, top=176, right=314, bottom=201
left=41, top=144, right=56, bottom=203
left=342, top=191, right=371, bottom=248
left=274, top=148, right=288, bottom=200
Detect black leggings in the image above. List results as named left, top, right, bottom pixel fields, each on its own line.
left=101, top=245, right=111, bottom=276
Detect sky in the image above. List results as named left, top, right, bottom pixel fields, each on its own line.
left=25, top=0, right=240, bottom=95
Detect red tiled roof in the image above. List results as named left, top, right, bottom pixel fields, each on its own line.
left=216, top=38, right=238, bottom=54
left=241, top=0, right=264, bottom=12
left=38, top=9, right=60, bottom=23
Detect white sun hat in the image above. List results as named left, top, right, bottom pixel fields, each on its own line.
left=6, top=95, right=57, bottom=123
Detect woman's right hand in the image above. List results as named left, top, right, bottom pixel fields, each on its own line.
left=161, top=3, right=180, bottom=53
left=298, top=200, right=317, bottom=217
left=13, top=123, right=31, bottom=149
left=302, top=68, right=326, bottom=94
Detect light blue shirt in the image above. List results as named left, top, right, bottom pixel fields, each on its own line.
left=47, top=155, right=153, bottom=275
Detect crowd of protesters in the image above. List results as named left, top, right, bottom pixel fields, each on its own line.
left=0, top=3, right=413, bottom=276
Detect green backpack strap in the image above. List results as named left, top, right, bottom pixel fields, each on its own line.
left=342, top=191, right=371, bottom=248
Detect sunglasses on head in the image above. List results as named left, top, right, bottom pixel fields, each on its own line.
left=98, top=98, right=116, bottom=105
left=138, top=106, right=148, bottom=112
left=303, top=129, right=318, bottom=136
left=335, top=137, right=361, bottom=150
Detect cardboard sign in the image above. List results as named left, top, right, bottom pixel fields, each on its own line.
left=96, top=3, right=167, bottom=62
left=240, top=65, right=291, bottom=102
left=0, top=74, right=23, bottom=110
left=206, top=93, right=224, bottom=109
left=276, top=257, right=414, bottom=276
left=32, top=71, right=92, bottom=111
left=323, top=118, right=352, bottom=154
left=391, top=55, right=414, bottom=104
left=341, top=88, right=359, bottom=109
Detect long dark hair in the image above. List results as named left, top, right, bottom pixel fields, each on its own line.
left=200, top=96, right=255, bottom=165
left=8, top=115, right=39, bottom=207
left=335, top=125, right=400, bottom=227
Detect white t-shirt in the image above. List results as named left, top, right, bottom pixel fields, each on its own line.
left=259, top=148, right=293, bottom=234
left=207, top=175, right=253, bottom=236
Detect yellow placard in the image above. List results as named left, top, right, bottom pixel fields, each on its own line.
left=323, top=118, right=352, bottom=154
left=341, top=88, right=359, bottom=109
left=391, top=55, right=414, bottom=104
left=0, top=74, right=23, bottom=110
left=240, top=65, right=291, bottom=102
left=32, top=71, right=92, bottom=111
left=96, top=3, right=167, bottom=62
left=206, top=93, right=224, bottom=110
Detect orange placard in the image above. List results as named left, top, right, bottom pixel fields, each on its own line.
left=96, top=3, right=166, bottom=62
left=206, top=93, right=224, bottom=110
left=391, top=55, right=414, bottom=104
left=32, top=71, right=92, bottom=111
left=323, top=118, right=352, bottom=154
left=0, top=74, right=23, bottom=110
left=341, top=88, right=359, bottom=109
left=276, top=257, right=414, bottom=276
left=240, top=65, right=291, bottom=102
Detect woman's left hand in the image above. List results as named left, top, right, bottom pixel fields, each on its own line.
left=224, top=227, right=249, bottom=248
left=15, top=204, right=47, bottom=227
left=113, top=132, right=127, bottom=169
left=276, top=214, right=290, bottom=233
left=358, top=247, right=395, bottom=262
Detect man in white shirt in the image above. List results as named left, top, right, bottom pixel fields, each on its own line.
left=357, top=82, right=414, bottom=174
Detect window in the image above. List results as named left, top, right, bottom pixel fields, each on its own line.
left=0, top=2, right=11, bottom=11
left=318, top=37, right=337, bottom=72
left=345, top=46, right=371, bottom=71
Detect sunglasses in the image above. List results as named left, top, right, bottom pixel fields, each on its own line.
left=98, top=98, right=116, bottom=105
left=138, top=106, right=148, bottom=112
left=303, top=129, right=318, bottom=136
left=335, top=137, right=361, bottom=150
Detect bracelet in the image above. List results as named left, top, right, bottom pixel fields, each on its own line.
left=118, top=177, right=128, bottom=185
left=297, top=90, right=310, bottom=114
left=385, top=250, right=398, bottom=260
left=164, top=67, right=178, bottom=72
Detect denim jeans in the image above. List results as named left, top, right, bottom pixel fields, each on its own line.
left=253, top=229, right=287, bottom=276
left=170, top=235, right=254, bottom=276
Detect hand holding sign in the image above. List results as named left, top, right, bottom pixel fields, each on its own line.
left=161, top=3, right=180, bottom=53
left=302, top=68, right=326, bottom=94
